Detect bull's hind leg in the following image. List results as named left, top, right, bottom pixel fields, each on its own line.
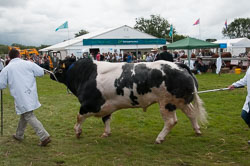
left=181, top=104, right=201, bottom=135
left=155, top=103, right=178, bottom=144
left=101, top=114, right=112, bottom=137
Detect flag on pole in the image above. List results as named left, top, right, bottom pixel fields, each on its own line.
left=225, top=20, right=228, bottom=30
left=169, top=24, right=173, bottom=37
left=55, top=21, right=68, bottom=32
left=193, top=18, right=200, bottom=25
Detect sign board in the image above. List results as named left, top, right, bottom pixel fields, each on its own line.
left=83, top=39, right=166, bottom=46
left=219, top=43, right=227, bottom=48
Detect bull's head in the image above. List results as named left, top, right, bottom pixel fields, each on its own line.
left=50, top=57, right=76, bottom=84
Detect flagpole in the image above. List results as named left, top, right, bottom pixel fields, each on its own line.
left=67, top=24, right=70, bottom=56
left=172, top=31, right=173, bottom=43
left=199, top=19, right=201, bottom=39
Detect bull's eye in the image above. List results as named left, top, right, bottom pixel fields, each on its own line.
left=58, top=69, right=63, bottom=73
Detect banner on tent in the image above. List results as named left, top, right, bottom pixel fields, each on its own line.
left=83, top=39, right=166, bottom=46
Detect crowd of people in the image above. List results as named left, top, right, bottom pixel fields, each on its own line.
left=0, top=46, right=208, bottom=75
left=0, top=53, right=60, bottom=70
left=84, top=46, right=174, bottom=63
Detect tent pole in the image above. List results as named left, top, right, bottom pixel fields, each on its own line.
left=188, top=50, right=191, bottom=68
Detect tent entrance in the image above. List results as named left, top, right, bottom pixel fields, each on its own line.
left=89, top=48, right=100, bottom=59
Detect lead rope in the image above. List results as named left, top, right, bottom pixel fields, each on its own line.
left=43, top=69, right=59, bottom=82
left=44, top=68, right=73, bottom=94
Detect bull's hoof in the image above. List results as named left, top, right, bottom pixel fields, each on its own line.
left=101, top=132, right=111, bottom=138
left=76, top=133, right=81, bottom=138
left=75, top=129, right=82, bottom=139
left=195, top=132, right=202, bottom=136
left=155, top=139, right=164, bottom=144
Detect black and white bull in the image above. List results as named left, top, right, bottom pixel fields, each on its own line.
left=51, top=57, right=207, bottom=144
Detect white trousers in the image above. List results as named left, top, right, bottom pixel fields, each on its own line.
left=16, top=111, right=50, bottom=141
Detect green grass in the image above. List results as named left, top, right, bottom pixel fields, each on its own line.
left=0, top=73, right=250, bottom=166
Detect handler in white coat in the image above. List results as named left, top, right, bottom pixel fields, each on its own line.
left=0, top=48, right=51, bottom=146
left=228, top=52, right=250, bottom=144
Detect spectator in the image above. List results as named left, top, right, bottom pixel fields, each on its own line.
left=194, top=57, right=208, bottom=74
left=151, top=48, right=159, bottom=61
left=43, top=55, right=50, bottom=70
left=71, top=53, right=76, bottom=60
left=5, top=55, right=10, bottom=66
left=155, top=46, right=173, bottom=62
left=100, top=53, right=105, bottom=61
left=0, top=56, right=4, bottom=71
left=52, top=53, right=59, bottom=69
left=96, top=52, right=101, bottom=61
left=142, top=52, right=147, bottom=61
left=126, top=52, right=132, bottom=63
left=146, top=53, right=153, bottom=62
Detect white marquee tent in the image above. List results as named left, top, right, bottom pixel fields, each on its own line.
left=40, top=25, right=166, bottom=59
left=213, top=38, right=250, bottom=57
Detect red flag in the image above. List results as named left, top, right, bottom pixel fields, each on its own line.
left=193, top=18, right=200, bottom=25
left=225, top=20, right=228, bottom=29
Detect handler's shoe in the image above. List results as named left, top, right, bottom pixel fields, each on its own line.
left=39, top=137, right=51, bottom=147
left=248, top=140, right=250, bottom=145
left=12, top=134, right=23, bottom=141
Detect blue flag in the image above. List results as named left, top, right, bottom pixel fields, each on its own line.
left=55, top=21, right=68, bottom=32
left=169, top=25, right=173, bottom=37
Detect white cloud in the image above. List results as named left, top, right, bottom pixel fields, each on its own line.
left=0, top=0, right=249, bottom=46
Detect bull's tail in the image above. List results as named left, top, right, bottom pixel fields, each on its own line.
left=176, top=62, right=207, bottom=124
left=193, top=86, right=207, bottom=124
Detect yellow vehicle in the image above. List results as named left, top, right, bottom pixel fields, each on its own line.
left=8, top=46, right=27, bottom=58
left=8, top=46, right=39, bottom=59
left=8, top=46, right=53, bottom=69
left=25, top=48, right=39, bottom=58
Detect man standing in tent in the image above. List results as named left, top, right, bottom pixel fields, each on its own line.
left=154, top=46, right=173, bottom=62
left=228, top=52, right=250, bottom=144
left=52, top=53, right=59, bottom=69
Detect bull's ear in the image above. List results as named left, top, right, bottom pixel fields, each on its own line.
left=61, top=63, right=66, bottom=69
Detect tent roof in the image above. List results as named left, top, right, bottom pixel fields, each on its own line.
left=167, top=37, right=220, bottom=49
left=213, top=37, right=250, bottom=47
left=40, top=25, right=158, bottom=51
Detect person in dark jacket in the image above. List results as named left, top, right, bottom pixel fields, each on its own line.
left=155, top=46, right=173, bottom=62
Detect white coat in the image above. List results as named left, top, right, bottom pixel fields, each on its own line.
left=0, top=58, right=44, bottom=115
left=232, top=68, right=250, bottom=113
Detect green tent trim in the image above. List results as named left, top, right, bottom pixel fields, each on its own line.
left=167, top=37, right=220, bottom=49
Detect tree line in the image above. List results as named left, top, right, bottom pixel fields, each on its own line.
left=0, top=43, right=50, bottom=55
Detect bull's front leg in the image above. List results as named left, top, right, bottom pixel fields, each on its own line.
left=101, top=114, right=112, bottom=137
left=74, top=113, right=86, bottom=138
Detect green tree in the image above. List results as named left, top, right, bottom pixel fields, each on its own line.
left=38, top=44, right=51, bottom=50
left=206, top=39, right=217, bottom=42
left=165, top=34, right=187, bottom=43
left=75, top=29, right=89, bottom=37
left=222, top=18, right=250, bottom=39
left=11, top=43, right=38, bottom=49
left=134, top=15, right=173, bottom=39
left=0, top=44, right=9, bottom=54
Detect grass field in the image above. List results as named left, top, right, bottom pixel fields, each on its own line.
left=0, top=73, right=250, bottom=166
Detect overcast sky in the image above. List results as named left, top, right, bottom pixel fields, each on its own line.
left=0, top=0, right=249, bottom=46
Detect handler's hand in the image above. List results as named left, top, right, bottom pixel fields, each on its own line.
left=228, top=85, right=235, bottom=90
